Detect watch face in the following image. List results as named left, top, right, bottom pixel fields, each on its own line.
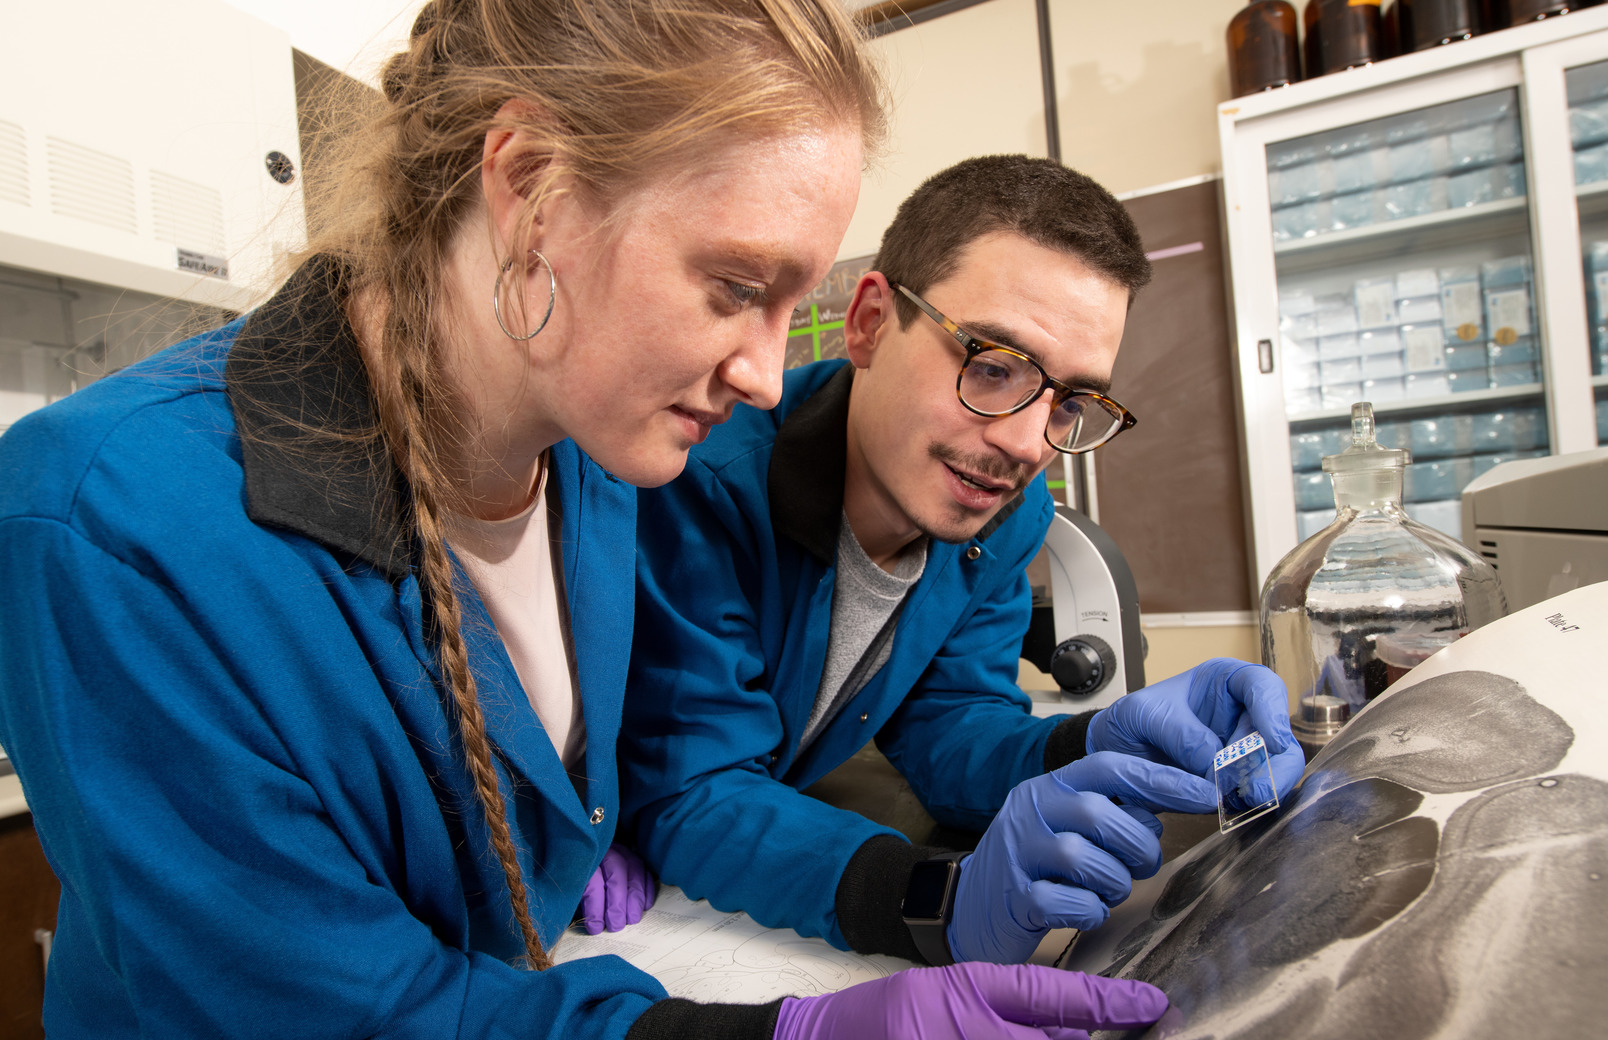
left=902, top=859, right=957, bottom=922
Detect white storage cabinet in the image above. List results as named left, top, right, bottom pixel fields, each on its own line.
left=1220, top=9, right=1608, bottom=590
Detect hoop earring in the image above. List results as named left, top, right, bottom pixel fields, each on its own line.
left=492, top=249, right=557, bottom=341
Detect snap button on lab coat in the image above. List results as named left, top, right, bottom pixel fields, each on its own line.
left=590, top=807, right=605, bottom=825
left=966, top=546, right=981, bottom=560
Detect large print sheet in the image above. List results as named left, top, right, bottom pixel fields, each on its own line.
left=1065, top=581, right=1608, bottom=1039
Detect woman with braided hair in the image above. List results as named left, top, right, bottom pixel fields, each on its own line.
left=0, top=1, right=1170, bottom=1037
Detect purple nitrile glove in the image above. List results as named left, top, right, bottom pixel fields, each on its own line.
left=946, top=753, right=1217, bottom=965
left=1086, top=657, right=1306, bottom=805
left=772, top=962, right=1169, bottom=1040
left=579, top=842, right=657, bottom=935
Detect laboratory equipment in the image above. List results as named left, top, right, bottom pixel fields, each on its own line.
left=1221, top=14, right=1608, bottom=595
left=1509, top=1, right=1603, bottom=25
left=0, top=1, right=304, bottom=314
left=1259, top=403, right=1506, bottom=758
left=1312, top=0, right=1387, bottom=76
left=1303, top=0, right=1323, bottom=82
left=0, top=1, right=304, bottom=433
left=0, top=268, right=231, bottom=429
left=1229, top=1, right=1302, bottom=97
left=1019, top=506, right=1145, bottom=712
left=1397, top=0, right=1483, bottom=50
left=1461, top=445, right=1608, bottom=609
left=1571, top=60, right=1608, bottom=436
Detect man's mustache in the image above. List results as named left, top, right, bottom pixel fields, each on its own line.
left=927, top=443, right=1030, bottom=493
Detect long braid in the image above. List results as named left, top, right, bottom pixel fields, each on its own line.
left=361, top=287, right=550, bottom=969
left=293, top=0, right=885, bottom=972
left=415, top=489, right=550, bottom=968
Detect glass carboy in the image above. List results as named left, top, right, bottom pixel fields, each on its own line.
left=1260, top=402, right=1507, bottom=758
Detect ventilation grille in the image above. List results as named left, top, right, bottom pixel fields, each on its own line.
left=0, top=121, right=27, bottom=207
left=47, top=137, right=136, bottom=234
left=151, top=170, right=226, bottom=255
left=1479, top=538, right=1499, bottom=571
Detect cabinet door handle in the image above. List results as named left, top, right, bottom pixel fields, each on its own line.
left=34, top=928, right=53, bottom=979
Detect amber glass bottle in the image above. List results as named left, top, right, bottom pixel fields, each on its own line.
left=1304, top=0, right=1323, bottom=78
left=1229, top=1, right=1302, bottom=96
left=1314, top=0, right=1386, bottom=75
left=1399, top=0, right=1482, bottom=50
left=1509, top=0, right=1604, bottom=21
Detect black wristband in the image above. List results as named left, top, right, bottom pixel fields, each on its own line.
left=626, top=997, right=785, bottom=1040
left=1044, top=710, right=1099, bottom=772
left=835, top=835, right=946, bottom=962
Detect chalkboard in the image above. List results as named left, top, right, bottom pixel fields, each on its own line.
left=787, top=255, right=872, bottom=369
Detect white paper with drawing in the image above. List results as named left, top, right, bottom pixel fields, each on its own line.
left=1062, top=581, right=1608, bottom=1040
left=551, top=884, right=913, bottom=1002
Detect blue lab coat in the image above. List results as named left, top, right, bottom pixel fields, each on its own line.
left=622, top=361, right=1067, bottom=949
left=0, top=261, right=669, bottom=1039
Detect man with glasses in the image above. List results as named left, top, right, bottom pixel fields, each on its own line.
left=619, top=156, right=1303, bottom=967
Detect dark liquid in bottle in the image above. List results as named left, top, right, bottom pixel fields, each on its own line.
left=1229, top=1, right=1302, bottom=96
left=1315, top=0, right=1386, bottom=75
left=1304, top=0, right=1323, bottom=79
left=1400, top=0, right=1482, bottom=50
left=1509, top=0, right=1603, bottom=21
left=1384, top=1, right=1402, bottom=55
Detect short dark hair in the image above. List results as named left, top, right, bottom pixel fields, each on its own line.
left=873, top=155, right=1151, bottom=327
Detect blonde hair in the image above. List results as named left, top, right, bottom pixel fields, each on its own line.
left=288, top=0, right=884, bottom=969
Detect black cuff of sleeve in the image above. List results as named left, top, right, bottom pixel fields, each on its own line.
left=626, top=998, right=785, bottom=1040
left=1043, top=710, right=1099, bottom=772
left=834, top=834, right=948, bottom=964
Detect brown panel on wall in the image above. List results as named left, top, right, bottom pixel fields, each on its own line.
left=0, top=815, right=59, bottom=1040
left=1093, top=179, right=1253, bottom=613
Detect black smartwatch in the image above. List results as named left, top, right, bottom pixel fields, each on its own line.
left=901, top=852, right=966, bottom=966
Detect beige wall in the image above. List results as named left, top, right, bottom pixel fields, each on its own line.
left=841, top=0, right=1048, bottom=259
left=1050, top=0, right=1247, bottom=197
left=846, top=0, right=1247, bottom=258
left=1140, top=621, right=1261, bottom=682
left=1020, top=621, right=1259, bottom=693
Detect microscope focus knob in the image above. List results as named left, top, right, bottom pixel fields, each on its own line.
left=1049, top=635, right=1118, bottom=696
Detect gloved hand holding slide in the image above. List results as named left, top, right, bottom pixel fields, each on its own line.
left=1086, top=657, right=1305, bottom=800
left=946, top=752, right=1217, bottom=964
